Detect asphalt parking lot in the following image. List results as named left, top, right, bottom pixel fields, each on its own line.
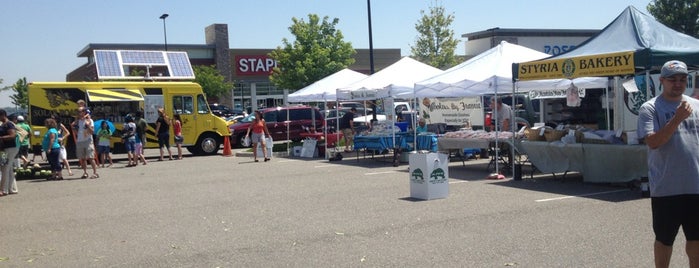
left=0, top=149, right=691, bottom=267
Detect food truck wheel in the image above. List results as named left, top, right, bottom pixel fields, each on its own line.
left=194, top=133, right=220, bottom=155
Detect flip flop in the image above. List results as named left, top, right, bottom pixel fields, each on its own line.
left=90, top=174, right=99, bottom=179
left=81, top=173, right=89, bottom=179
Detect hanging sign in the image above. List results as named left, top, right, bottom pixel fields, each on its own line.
left=419, top=97, right=484, bottom=126
left=516, top=51, right=635, bottom=81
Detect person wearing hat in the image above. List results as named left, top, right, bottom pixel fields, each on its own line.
left=637, top=60, right=699, bottom=267
left=14, top=115, right=32, bottom=168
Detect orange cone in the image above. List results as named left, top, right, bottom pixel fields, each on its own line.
left=222, top=136, right=232, bottom=157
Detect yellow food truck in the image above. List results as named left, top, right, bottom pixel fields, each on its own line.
left=28, top=81, right=231, bottom=157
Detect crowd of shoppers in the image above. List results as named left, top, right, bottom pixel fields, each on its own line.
left=0, top=105, right=187, bottom=198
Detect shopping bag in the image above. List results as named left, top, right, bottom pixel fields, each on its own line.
left=241, top=135, right=251, bottom=147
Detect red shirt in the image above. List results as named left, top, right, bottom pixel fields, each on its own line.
left=173, top=120, right=182, bottom=136
left=252, top=120, right=265, bottom=134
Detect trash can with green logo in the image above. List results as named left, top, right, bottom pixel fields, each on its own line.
left=409, top=152, right=449, bottom=200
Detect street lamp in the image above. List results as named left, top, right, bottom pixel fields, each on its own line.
left=159, top=13, right=169, bottom=51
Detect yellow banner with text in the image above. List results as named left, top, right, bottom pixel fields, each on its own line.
left=516, top=51, right=635, bottom=81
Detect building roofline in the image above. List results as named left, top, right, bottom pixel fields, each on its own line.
left=77, top=43, right=216, bottom=57
left=462, top=27, right=600, bottom=40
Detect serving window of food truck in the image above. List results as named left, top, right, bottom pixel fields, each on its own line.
left=86, top=88, right=143, bottom=123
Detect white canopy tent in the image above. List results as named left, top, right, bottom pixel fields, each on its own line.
left=337, top=57, right=443, bottom=100
left=410, top=41, right=609, bottom=176
left=288, top=68, right=368, bottom=103
left=336, top=57, right=443, bottom=161
left=410, top=41, right=609, bottom=98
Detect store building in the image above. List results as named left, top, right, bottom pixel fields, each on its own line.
left=68, top=24, right=401, bottom=110
left=461, top=27, right=599, bottom=58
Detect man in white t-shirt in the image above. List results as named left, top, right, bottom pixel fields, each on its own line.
left=72, top=107, right=98, bottom=179
left=490, top=97, right=513, bottom=131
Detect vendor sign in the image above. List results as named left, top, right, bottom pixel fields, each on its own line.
left=516, top=51, right=635, bottom=80
left=419, top=97, right=484, bottom=126
left=529, top=87, right=586, bottom=99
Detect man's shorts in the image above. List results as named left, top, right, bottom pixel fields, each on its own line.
left=76, top=140, right=95, bottom=159
left=652, top=194, right=699, bottom=246
left=124, top=139, right=136, bottom=154
left=342, top=128, right=354, bottom=142
left=17, top=145, right=29, bottom=158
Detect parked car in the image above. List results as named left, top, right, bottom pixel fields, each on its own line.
left=209, top=103, right=245, bottom=118
left=229, top=106, right=324, bottom=147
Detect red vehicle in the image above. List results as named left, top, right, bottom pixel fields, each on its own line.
left=228, top=106, right=324, bottom=147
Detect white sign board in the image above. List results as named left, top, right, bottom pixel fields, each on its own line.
left=144, top=95, right=164, bottom=123
left=419, top=97, right=484, bottom=126
left=528, top=88, right=586, bottom=99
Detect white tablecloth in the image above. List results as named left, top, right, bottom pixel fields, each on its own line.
left=437, top=138, right=493, bottom=151
left=520, top=141, right=648, bottom=183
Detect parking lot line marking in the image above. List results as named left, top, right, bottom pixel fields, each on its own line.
left=365, top=171, right=399, bottom=175
left=449, top=180, right=468, bottom=184
left=535, top=189, right=629, bottom=202
left=314, top=165, right=339, bottom=168
left=277, top=160, right=298, bottom=163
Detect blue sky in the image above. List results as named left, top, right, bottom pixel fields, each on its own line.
left=0, top=0, right=651, bottom=107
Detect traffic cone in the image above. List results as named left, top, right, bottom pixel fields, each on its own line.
left=222, top=136, right=232, bottom=157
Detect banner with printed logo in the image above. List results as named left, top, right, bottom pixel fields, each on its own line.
left=515, top=51, right=635, bottom=81
left=419, top=97, right=484, bottom=126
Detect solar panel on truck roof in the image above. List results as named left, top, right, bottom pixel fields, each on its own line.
left=93, top=50, right=195, bottom=80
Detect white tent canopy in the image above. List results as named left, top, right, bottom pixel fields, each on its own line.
left=337, top=57, right=443, bottom=100
left=288, top=69, right=368, bottom=103
left=411, top=41, right=608, bottom=98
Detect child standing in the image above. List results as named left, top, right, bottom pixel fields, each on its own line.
left=97, top=120, right=113, bottom=168
left=173, top=114, right=184, bottom=160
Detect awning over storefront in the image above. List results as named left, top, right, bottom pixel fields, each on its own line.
left=86, top=89, right=144, bottom=102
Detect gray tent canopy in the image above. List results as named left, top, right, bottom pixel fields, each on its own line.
left=513, top=5, right=699, bottom=81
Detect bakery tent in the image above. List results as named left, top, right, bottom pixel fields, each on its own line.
left=288, top=69, right=368, bottom=103
left=513, top=5, right=699, bottom=131
left=513, top=5, right=699, bottom=82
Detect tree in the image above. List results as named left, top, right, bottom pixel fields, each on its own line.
left=0, top=78, right=10, bottom=91
left=410, top=1, right=460, bottom=69
left=194, top=65, right=233, bottom=99
left=10, top=77, right=29, bottom=109
left=269, top=14, right=355, bottom=91
left=648, top=0, right=699, bottom=38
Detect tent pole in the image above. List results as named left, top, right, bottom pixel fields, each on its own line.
left=511, top=82, right=516, bottom=178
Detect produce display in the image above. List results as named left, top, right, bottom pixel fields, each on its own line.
left=14, top=164, right=53, bottom=180
left=442, top=130, right=521, bottom=140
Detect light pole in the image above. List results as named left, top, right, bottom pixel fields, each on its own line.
left=159, top=13, right=169, bottom=51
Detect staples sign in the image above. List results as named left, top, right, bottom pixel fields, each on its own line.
left=236, top=55, right=278, bottom=76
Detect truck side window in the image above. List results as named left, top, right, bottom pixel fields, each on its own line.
left=172, top=96, right=194, bottom=114
left=196, top=95, right=208, bottom=114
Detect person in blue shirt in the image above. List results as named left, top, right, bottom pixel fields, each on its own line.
left=42, top=118, right=63, bottom=180
left=416, top=118, right=428, bottom=133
